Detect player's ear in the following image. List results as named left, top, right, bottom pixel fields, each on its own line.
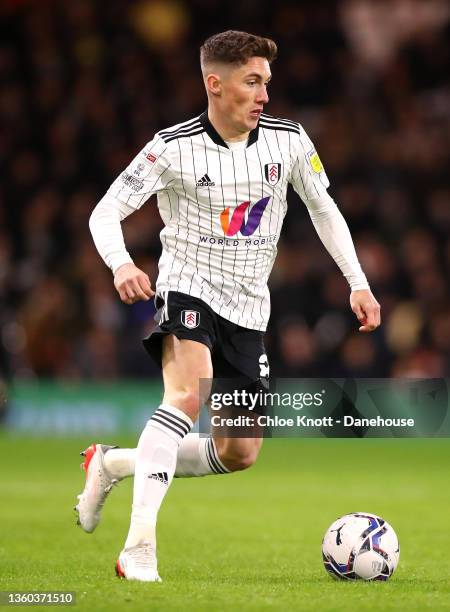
left=205, top=73, right=222, bottom=97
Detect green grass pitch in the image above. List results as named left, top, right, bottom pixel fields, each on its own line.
left=1, top=433, right=449, bottom=611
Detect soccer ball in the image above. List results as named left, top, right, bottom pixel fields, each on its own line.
left=322, top=512, right=400, bottom=581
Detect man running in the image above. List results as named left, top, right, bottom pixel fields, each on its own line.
left=78, top=30, right=380, bottom=582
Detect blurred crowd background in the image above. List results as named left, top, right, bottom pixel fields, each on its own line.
left=1, top=0, right=449, bottom=384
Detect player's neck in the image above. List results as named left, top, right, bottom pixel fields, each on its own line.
left=207, top=108, right=250, bottom=143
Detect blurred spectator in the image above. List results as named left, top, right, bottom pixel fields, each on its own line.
left=274, top=317, right=322, bottom=377
left=1, top=0, right=449, bottom=382
left=339, top=334, right=379, bottom=378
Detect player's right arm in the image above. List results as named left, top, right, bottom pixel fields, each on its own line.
left=89, top=137, right=172, bottom=304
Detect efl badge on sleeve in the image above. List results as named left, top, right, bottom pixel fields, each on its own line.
left=308, top=150, right=324, bottom=173
left=181, top=310, right=200, bottom=329
left=264, top=163, right=281, bottom=186
left=145, top=151, right=157, bottom=164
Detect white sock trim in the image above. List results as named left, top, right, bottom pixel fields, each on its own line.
left=150, top=404, right=193, bottom=443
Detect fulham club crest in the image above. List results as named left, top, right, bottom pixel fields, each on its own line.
left=181, top=310, right=200, bottom=329
left=264, top=163, right=281, bottom=186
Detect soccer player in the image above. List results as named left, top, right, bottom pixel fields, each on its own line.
left=77, top=30, right=380, bottom=581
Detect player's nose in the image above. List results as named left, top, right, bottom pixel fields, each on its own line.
left=256, top=85, right=269, bottom=104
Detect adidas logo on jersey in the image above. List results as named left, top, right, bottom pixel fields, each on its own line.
left=196, top=173, right=215, bottom=187
left=148, top=472, right=169, bottom=485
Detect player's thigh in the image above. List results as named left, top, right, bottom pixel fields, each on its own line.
left=162, top=335, right=213, bottom=419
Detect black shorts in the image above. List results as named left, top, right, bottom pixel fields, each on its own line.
left=143, top=291, right=270, bottom=411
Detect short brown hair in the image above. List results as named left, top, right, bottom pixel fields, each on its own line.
left=200, top=30, right=277, bottom=70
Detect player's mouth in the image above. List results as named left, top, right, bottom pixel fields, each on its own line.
left=250, top=109, right=263, bottom=119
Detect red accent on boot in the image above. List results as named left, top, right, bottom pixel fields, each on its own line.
left=82, top=444, right=97, bottom=474
left=115, top=559, right=125, bottom=578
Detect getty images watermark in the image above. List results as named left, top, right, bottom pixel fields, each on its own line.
left=198, top=378, right=450, bottom=438
left=209, top=388, right=326, bottom=412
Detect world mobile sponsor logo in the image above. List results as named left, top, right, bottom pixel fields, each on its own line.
left=199, top=234, right=277, bottom=246
left=220, top=196, right=270, bottom=236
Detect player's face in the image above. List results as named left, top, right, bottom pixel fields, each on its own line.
left=220, top=57, right=271, bottom=134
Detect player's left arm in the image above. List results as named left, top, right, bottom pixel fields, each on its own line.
left=306, top=201, right=381, bottom=332
left=290, top=126, right=381, bottom=332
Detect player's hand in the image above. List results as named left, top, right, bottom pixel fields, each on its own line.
left=350, top=289, right=380, bottom=333
left=114, top=263, right=154, bottom=304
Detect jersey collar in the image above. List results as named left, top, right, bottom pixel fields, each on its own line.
left=199, top=111, right=259, bottom=149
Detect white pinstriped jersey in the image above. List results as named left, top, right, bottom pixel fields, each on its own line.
left=106, top=112, right=334, bottom=331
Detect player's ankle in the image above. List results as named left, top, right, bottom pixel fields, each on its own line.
left=104, top=448, right=135, bottom=480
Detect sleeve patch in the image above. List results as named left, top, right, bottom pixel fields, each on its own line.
left=144, top=151, right=157, bottom=164
left=308, top=150, right=324, bottom=174
left=120, top=172, right=144, bottom=192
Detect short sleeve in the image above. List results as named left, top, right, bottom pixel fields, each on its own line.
left=289, top=125, right=331, bottom=202
left=106, top=136, right=173, bottom=209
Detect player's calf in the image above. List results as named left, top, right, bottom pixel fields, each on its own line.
left=214, top=436, right=263, bottom=472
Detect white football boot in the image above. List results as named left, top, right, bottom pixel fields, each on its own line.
left=74, top=443, right=119, bottom=533
left=116, top=543, right=162, bottom=582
